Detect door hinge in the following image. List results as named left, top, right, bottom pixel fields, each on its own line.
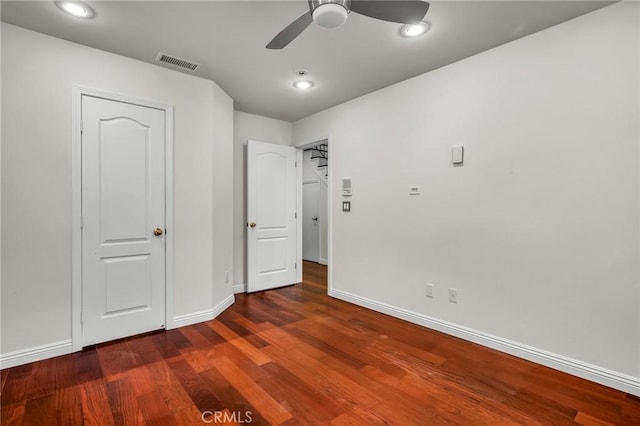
left=294, top=212, right=297, bottom=219
left=295, top=263, right=297, bottom=270
left=80, top=216, right=84, bottom=228
left=295, top=161, right=297, bottom=168
left=80, top=120, right=83, bottom=133
left=80, top=311, right=83, bottom=324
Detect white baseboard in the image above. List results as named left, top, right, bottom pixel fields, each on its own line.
left=212, top=293, right=235, bottom=318
left=318, top=258, right=328, bottom=266
left=329, top=288, right=640, bottom=396
left=0, top=339, right=73, bottom=370
left=0, top=296, right=237, bottom=370
left=170, top=294, right=235, bottom=329
left=233, top=283, right=246, bottom=294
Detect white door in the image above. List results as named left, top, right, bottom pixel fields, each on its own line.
left=303, top=181, right=320, bottom=262
left=247, top=140, right=298, bottom=293
left=81, top=95, right=166, bottom=346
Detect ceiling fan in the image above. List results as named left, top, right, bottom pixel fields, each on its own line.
left=266, top=0, right=430, bottom=49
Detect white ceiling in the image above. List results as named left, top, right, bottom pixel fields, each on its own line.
left=1, top=1, right=613, bottom=122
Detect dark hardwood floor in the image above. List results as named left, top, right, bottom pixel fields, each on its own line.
left=2, top=261, right=639, bottom=425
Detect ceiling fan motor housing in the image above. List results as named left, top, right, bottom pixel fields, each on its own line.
left=309, top=0, right=351, bottom=28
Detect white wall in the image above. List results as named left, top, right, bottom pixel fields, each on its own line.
left=293, top=1, right=639, bottom=388
left=1, top=24, right=234, bottom=356
left=233, top=111, right=292, bottom=291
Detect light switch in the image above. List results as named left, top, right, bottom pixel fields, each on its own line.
left=342, top=177, right=352, bottom=196
left=342, top=201, right=351, bottom=212
left=452, top=145, right=464, bottom=165
left=409, top=186, right=421, bottom=195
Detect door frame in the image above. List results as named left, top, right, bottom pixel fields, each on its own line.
left=302, top=179, right=321, bottom=263
left=294, top=137, right=331, bottom=293
left=71, top=86, right=174, bottom=351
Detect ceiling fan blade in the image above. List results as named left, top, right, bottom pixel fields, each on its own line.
left=266, top=12, right=313, bottom=49
left=350, top=1, right=429, bottom=24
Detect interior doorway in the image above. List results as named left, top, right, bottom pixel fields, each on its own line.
left=300, top=141, right=329, bottom=266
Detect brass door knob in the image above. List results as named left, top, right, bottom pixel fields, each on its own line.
left=249, top=222, right=256, bottom=228
left=153, top=227, right=163, bottom=236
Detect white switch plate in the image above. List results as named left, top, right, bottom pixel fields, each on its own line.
left=452, top=145, right=464, bottom=165
left=449, top=288, right=458, bottom=303
left=342, top=177, right=352, bottom=196
left=409, top=185, right=421, bottom=195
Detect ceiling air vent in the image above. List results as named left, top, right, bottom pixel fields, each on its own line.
left=155, top=52, right=200, bottom=71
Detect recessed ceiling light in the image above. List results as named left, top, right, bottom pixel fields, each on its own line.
left=293, top=80, right=315, bottom=90
left=400, top=20, right=431, bottom=38
left=55, top=1, right=95, bottom=19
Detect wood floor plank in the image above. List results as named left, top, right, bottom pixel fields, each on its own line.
left=170, top=404, right=210, bottom=426
left=22, top=394, right=55, bottom=426
left=56, top=402, right=84, bottom=426
left=212, top=355, right=293, bottom=425
left=0, top=401, right=25, bottom=426
left=137, top=390, right=179, bottom=426
left=208, top=320, right=272, bottom=366
left=125, top=333, right=165, bottom=367
left=262, top=344, right=381, bottom=410
left=256, top=362, right=345, bottom=424
left=574, top=411, right=616, bottom=425
left=150, top=331, right=182, bottom=359
left=80, top=379, right=116, bottom=426
left=2, top=261, right=639, bottom=425
left=0, top=367, right=9, bottom=393
left=166, top=357, right=223, bottom=413
left=192, top=322, right=227, bottom=345
left=199, top=365, right=272, bottom=425
left=105, top=377, right=145, bottom=425
left=74, top=346, right=104, bottom=384
left=0, top=369, right=29, bottom=406
left=206, top=341, right=271, bottom=383
left=97, top=339, right=140, bottom=380
left=24, top=356, right=58, bottom=400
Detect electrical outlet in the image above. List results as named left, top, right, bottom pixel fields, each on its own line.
left=425, top=283, right=434, bottom=298
left=448, top=288, right=458, bottom=303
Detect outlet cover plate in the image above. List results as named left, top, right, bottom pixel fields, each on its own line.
left=425, top=283, right=434, bottom=298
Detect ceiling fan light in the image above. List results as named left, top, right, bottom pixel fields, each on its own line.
left=55, top=1, right=95, bottom=19
left=312, top=4, right=349, bottom=29
left=401, top=20, right=431, bottom=38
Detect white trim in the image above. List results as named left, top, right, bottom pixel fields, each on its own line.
left=71, top=85, right=174, bottom=351
left=329, top=288, right=640, bottom=396
left=164, top=105, right=175, bottom=332
left=296, top=149, right=303, bottom=283
left=318, top=258, right=328, bottom=266
left=233, top=283, right=246, bottom=294
left=169, top=294, right=235, bottom=329
left=0, top=340, right=73, bottom=370
left=328, top=137, right=332, bottom=284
